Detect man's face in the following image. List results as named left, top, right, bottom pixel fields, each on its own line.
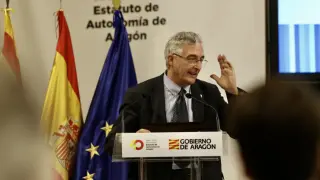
left=167, top=43, right=204, bottom=86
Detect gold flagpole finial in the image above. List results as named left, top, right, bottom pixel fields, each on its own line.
left=1, top=8, right=13, bottom=13
left=112, top=0, right=121, bottom=10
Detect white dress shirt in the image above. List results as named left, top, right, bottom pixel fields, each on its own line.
left=163, top=74, right=193, bottom=123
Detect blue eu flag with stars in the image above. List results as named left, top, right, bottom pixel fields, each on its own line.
left=73, top=10, right=137, bottom=180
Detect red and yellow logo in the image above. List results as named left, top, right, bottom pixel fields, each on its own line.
left=131, top=140, right=144, bottom=150
left=169, top=139, right=180, bottom=150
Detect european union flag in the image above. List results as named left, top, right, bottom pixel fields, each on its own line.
left=73, top=10, right=137, bottom=180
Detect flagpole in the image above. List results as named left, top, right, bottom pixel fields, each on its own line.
left=6, top=0, right=9, bottom=8
left=73, top=0, right=138, bottom=178
left=114, top=0, right=145, bottom=177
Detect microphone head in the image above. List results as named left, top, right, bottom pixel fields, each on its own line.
left=185, top=93, right=192, bottom=99
left=141, top=93, right=150, bottom=98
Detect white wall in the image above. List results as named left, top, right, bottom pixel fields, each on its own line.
left=0, top=0, right=265, bottom=179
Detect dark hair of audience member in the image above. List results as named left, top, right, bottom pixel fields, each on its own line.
left=227, top=81, right=320, bottom=180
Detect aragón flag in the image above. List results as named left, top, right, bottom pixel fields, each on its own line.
left=40, top=10, right=83, bottom=180
left=1, top=8, right=21, bottom=83
left=73, top=10, right=137, bottom=180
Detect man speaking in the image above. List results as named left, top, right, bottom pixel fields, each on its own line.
left=106, top=31, right=244, bottom=180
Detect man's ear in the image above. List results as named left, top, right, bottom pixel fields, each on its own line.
left=167, top=55, right=174, bottom=66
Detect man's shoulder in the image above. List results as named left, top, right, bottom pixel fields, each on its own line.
left=195, top=79, right=220, bottom=92
left=127, top=75, right=161, bottom=94
left=126, top=76, right=221, bottom=94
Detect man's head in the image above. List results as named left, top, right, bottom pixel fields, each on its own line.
left=228, top=81, right=320, bottom=180
left=164, top=31, right=205, bottom=87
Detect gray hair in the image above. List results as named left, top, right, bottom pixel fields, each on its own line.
left=164, top=31, right=202, bottom=67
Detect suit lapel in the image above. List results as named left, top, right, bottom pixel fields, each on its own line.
left=191, top=82, right=204, bottom=123
left=149, top=75, right=205, bottom=124
left=150, top=74, right=167, bottom=124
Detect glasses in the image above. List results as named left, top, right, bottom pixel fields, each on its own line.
left=173, top=53, right=208, bottom=65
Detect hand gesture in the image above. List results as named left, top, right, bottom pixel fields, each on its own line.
left=210, top=54, right=238, bottom=94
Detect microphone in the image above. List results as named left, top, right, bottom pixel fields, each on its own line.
left=185, top=93, right=221, bottom=131
left=120, top=93, right=149, bottom=133
left=106, top=93, right=149, bottom=156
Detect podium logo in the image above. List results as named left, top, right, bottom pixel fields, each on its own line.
left=169, top=139, right=180, bottom=150
left=169, top=138, right=217, bottom=150
left=131, top=140, right=144, bottom=150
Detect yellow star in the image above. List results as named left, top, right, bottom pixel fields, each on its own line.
left=85, top=143, right=100, bottom=159
left=82, top=171, right=95, bottom=180
left=101, top=122, right=113, bottom=137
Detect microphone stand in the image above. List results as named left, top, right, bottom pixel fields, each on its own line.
left=185, top=93, right=221, bottom=131
left=185, top=93, right=222, bottom=180
left=118, top=93, right=148, bottom=180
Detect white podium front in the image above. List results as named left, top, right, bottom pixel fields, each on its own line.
left=112, top=132, right=223, bottom=180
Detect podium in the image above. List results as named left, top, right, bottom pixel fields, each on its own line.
left=112, top=131, right=223, bottom=180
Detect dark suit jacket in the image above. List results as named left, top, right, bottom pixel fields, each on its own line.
left=105, top=74, right=242, bottom=180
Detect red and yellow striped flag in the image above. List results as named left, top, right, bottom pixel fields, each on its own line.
left=169, top=139, right=180, bottom=150
left=1, top=8, right=21, bottom=83
left=40, top=10, right=83, bottom=180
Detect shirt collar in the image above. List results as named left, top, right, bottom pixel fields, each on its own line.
left=163, top=73, right=190, bottom=95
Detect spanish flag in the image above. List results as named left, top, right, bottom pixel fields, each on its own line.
left=40, top=10, right=83, bottom=180
left=1, top=8, right=21, bottom=83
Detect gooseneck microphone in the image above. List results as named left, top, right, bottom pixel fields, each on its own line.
left=185, top=93, right=221, bottom=131
left=120, top=93, right=149, bottom=132
left=106, top=93, right=149, bottom=156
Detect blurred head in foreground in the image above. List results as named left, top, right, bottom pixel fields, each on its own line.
left=0, top=59, right=52, bottom=180
left=228, top=81, right=320, bottom=180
